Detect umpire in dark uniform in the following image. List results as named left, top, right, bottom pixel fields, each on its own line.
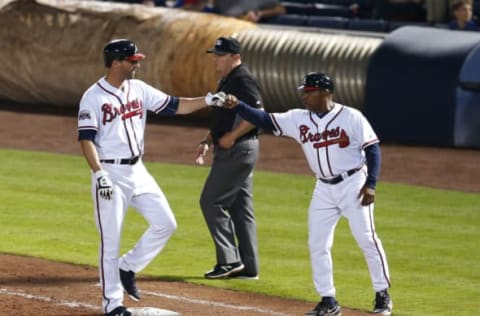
left=195, top=37, right=262, bottom=279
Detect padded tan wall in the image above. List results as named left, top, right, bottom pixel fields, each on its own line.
left=0, top=0, right=256, bottom=106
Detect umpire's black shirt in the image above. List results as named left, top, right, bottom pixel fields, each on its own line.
left=211, top=64, right=262, bottom=145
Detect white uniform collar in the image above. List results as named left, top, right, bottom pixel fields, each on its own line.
left=99, top=76, right=127, bottom=93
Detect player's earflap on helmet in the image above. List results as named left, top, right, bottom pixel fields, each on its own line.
left=103, top=39, right=146, bottom=67
left=297, top=72, right=334, bottom=93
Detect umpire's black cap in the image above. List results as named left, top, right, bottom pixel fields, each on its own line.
left=206, top=37, right=241, bottom=55
left=297, top=72, right=334, bottom=93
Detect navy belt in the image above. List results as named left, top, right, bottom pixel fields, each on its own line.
left=100, top=156, right=140, bottom=165
left=318, top=167, right=362, bottom=185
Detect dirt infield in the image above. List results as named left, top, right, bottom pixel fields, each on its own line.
left=0, top=109, right=478, bottom=315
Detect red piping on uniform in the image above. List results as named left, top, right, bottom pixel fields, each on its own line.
left=368, top=203, right=391, bottom=288
left=97, top=81, right=137, bottom=157
left=309, top=111, right=326, bottom=178
left=362, top=139, right=379, bottom=149
left=94, top=186, right=110, bottom=314
left=270, top=114, right=283, bottom=135
left=323, top=106, right=344, bottom=177
left=154, top=95, right=171, bottom=114
left=125, top=81, right=143, bottom=155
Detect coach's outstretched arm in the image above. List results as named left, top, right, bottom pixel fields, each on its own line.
left=223, top=94, right=275, bottom=131
left=224, top=93, right=381, bottom=206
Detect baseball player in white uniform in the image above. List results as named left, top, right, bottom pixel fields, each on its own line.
left=77, top=39, right=224, bottom=316
left=222, top=72, right=393, bottom=316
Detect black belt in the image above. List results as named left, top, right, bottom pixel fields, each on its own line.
left=100, top=156, right=140, bottom=165
left=318, top=167, right=362, bottom=185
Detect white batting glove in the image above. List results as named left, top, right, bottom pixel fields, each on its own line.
left=94, top=170, right=113, bottom=200
left=205, top=92, right=227, bottom=107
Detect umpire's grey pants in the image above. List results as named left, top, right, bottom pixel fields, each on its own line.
left=200, top=138, right=259, bottom=275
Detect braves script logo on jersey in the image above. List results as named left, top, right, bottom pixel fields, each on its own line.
left=299, top=125, right=350, bottom=148
left=101, top=99, right=144, bottom=125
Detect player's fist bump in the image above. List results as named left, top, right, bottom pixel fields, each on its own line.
left=95, top=170, right=113, bottom=200
left=223, top=94, right=239, bottom=109
left=205, top=92, right=227, bottom=107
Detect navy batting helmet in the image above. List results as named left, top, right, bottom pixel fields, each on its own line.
left=297, top=72, right=334, bottom=93
left=103, top=39, right=145, bottom=67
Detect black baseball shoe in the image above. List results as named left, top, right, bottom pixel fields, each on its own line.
left=105, top=306, right=131, bottom=316
left=373, top=289, right=393, bottom=315
left=305, top=297, right=342, bottom=316
left=204, top=262, right=244, bottom=279
left=229, top=270, right=259, bottom=280
left=119, top=269, right=140, bottom=301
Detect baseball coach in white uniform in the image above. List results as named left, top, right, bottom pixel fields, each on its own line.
left=222, top=72, right=393, bottom=316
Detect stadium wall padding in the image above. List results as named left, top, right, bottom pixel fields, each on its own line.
left=364, top=26, right=480, bottom=148
left=0, top=0, right=381, bottom=112
left=0, top=0, right=256, bottom=106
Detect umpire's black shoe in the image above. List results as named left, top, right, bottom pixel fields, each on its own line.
left=305, top=296, right=342, bottom=316
left=119, top=269, right=140, bottom=301
left=229, top=270, right=259, bottom=280
left=204, top=262, right=244, bottom=279
left=105, top=306, right=131, bottom=316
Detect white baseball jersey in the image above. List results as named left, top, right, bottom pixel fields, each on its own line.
left=78, top=77, right=174, bottom=159
left=269, top=102, right=379, bottom=178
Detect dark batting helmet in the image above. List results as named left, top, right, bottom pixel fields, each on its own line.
left=297, top=72, right=334, bottom=93
left=103, top=39, right=145, bottom=67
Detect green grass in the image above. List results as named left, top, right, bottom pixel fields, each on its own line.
left=0, top=149, right=479, bottom=315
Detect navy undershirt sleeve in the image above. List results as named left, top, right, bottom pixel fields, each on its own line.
left=158, top=96, right=179, bottom=116
left=364, top=142, right=381, bottom=189
left=78, top=129, right=97, bottom=142
left=234, top=101, right=275, bottom=131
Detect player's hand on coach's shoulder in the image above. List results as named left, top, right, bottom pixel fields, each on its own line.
left=94, top=170, right=113, bottom=200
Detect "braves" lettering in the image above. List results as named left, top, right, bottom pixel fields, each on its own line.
left=299, top=125, right=350, bottom=148
left=101, top=99, right=144, bottom=125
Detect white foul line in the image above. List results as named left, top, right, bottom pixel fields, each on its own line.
left=0, top=287, right=100, bottom=311
left=142, top=289, right=293, bottom=316
left=0, top=286, right=294, bottom=316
